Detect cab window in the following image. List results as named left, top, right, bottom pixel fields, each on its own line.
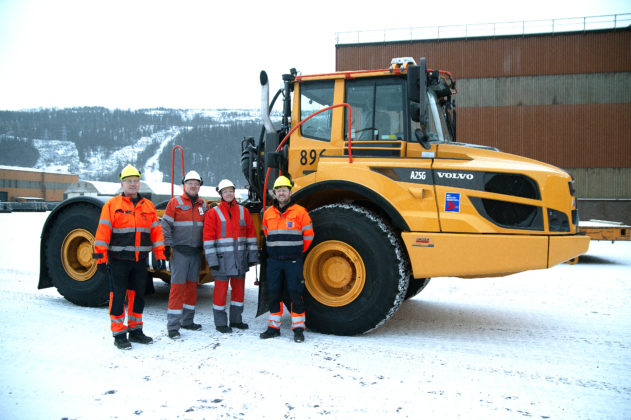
left=300, top=80, right=334, bottom=141
left=345, top=78, right=405, bottom=141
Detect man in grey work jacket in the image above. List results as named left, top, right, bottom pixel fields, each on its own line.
left=161, top=170, right=207, bottom=339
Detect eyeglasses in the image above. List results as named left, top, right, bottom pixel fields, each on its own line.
left=185, top=181, right=201, bottom=186
left=122, top=179, right=140, bottom=184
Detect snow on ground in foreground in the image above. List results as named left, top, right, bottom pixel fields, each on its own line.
left=0, top=212, right=629, bottom=419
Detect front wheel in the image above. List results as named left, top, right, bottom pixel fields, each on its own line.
left=304, top=204, right=409, bottom=335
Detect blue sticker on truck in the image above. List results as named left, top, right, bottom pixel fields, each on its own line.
left=445, top=192, right=460, bottom=212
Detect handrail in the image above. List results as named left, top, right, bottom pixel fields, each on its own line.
left=171, top=145, right=185, bottom=198
left=262, top=103, right=352, bottom=210
left=336, top=13, right=631, bottom=44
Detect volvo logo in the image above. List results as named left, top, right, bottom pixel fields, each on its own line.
left=436, top=172, right=474, bottom=180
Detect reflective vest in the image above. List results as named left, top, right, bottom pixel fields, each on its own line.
left=203, top=200, right=258, bottom=277
left=263, top=202, right=313, bottom=260
left=161, top=194, right=207, bottom=248
left=94, top=194, right=165, bottom=264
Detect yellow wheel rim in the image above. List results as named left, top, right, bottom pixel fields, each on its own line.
left=61, top=228, right=97, bottom=281
left=304, top=240, right=366, bottom=307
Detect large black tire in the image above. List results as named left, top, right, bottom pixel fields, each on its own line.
left=304, top=204, right=409, bottom=335
left=44, top=203, right=109, bottom=306
left=405, top=277, right=431, bottom=300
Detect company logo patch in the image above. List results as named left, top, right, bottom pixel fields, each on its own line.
left=445, top=192, right=460, bottom=212
left=287, top=221, right=293, bottom=228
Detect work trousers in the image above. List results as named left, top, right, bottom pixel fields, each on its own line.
left=108, top=257, right=149, bottom=337
left=167, top=249, right=202, bottom=331
left=212, top=277, right=245, bottom=327
left=266, top=257, right=306, bottom=330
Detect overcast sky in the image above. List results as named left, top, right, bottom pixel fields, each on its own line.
left=0, top=0, right=628, bottom=111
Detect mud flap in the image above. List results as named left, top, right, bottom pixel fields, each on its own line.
left=256, top=255, right=268, bottom=317
left=255, top=247, right=291, bottom=317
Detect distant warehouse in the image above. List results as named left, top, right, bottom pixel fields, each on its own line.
left=0, top=165, right=78, bottom=202
left=335, top=14, right=631, bottom=222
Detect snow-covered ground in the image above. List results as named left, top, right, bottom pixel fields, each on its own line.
left=0, top=212, right=629, bottom=419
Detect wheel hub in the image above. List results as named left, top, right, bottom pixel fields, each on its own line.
left=61, top=229, right=97, bottom=281
left=304, top=240, right=365, bottom=307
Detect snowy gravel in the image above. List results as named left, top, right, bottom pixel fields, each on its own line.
left=0, top=212, right=629, bottom=419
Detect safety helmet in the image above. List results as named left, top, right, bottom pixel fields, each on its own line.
left=183, top=170, right=203, bottom=185
left=273, top=175, right=293, bottom=190
left=216, top=179, right=235, bottom=193
left=120, top=164, right=141, bottom=181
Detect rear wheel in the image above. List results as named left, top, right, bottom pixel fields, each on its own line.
left=44, top=204, right=109, bottom=306
left=304, top=204, right=409, bottom=335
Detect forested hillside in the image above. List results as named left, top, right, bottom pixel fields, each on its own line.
left=0, top=108, right=261, bottom=186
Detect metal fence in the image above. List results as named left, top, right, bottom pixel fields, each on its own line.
left=336, top=13, right=631, bottom=44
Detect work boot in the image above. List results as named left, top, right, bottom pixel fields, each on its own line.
left=259, top=327, right=280, bottom=339
left=128, top=329, right=153, bottom=344
left=168, top=330, right=181, bottom=339
left=216, top=325, right=233, bottom=334
left=182, top=322, right=202, bottom=331
left=293, top=328, right=305, bottom=343
left=229, top=322, right=249, bottom=330
left=114, top=334, right=131, bottom=350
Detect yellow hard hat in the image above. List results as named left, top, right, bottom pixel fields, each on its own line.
left=120, top=164, right=141, bottom=181
left=273, top=175, right=293, bottom=190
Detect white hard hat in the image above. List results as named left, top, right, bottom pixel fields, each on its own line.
left=216, top=179, right=235, bottom=193
left=183, top=170, right=203, bottom=185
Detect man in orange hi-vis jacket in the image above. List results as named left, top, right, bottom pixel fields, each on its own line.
left=260, top=175, right=313, bottom=343
left=93, top=164, right=166, bottom=350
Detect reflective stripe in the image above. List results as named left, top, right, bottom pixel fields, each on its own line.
left=167, top=308, right=183, bottom=315
left=183, top=304, right=195, bottom=310
left=153, top=241, right=164, bottom=247
left=112, top=227, right=136, bottom=234
left=128, top=315, right=142, bottom=323
left=94, top=240, right=109, bottom=247
left=174, top=221, right=195, bottom=227
left=214, top=206, right=227, bottom=237
left=213, top=304, right=226, bottom=311
left=267, top=240, right=304, bottom=247
left=303, top=235, right=314, bottom=240
left=175, top=196, right=184, bottom=206
left=301, top=224, right=313, bottom=231
left=291, top=314, right=306, bottom=329
left=138, top=227, right=151, bottom=233
left=268, top=229, right=302, bottom=236
left=99, top=219, right=112, bottom=227
left=203, top=240, right=216, bottom=246
left=239, top=205, right=246, bottom=226
left=268, top=313, right=282, bottom=328
left=162, top=214, right=174, bottom=223
left=151, top=221, right=160, bottom=229
left=109, top=245, right=153, bottom=252
left=231, top=301, right=244, bottom=307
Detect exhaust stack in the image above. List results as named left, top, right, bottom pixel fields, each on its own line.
left=260, top=71, right=275, bottom=134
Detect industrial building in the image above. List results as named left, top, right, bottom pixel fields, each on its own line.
left=0, top=165, right=78, bottom=202
left=335, top=14, right=630, bottom=223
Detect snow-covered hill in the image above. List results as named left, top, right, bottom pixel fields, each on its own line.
left=10, top=108, right=267, bottom=183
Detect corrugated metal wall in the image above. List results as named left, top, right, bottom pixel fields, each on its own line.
left=336, top=30, right=631, bottom=76
left=335, top=29, right=631, bottom=198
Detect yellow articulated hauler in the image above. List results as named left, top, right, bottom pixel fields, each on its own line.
left=38, top=57, right=589, bottom=336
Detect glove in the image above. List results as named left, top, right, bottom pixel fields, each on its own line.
left=164, top=247, right=172, bottom=260
left=97, top=263, right=109, bottom=277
